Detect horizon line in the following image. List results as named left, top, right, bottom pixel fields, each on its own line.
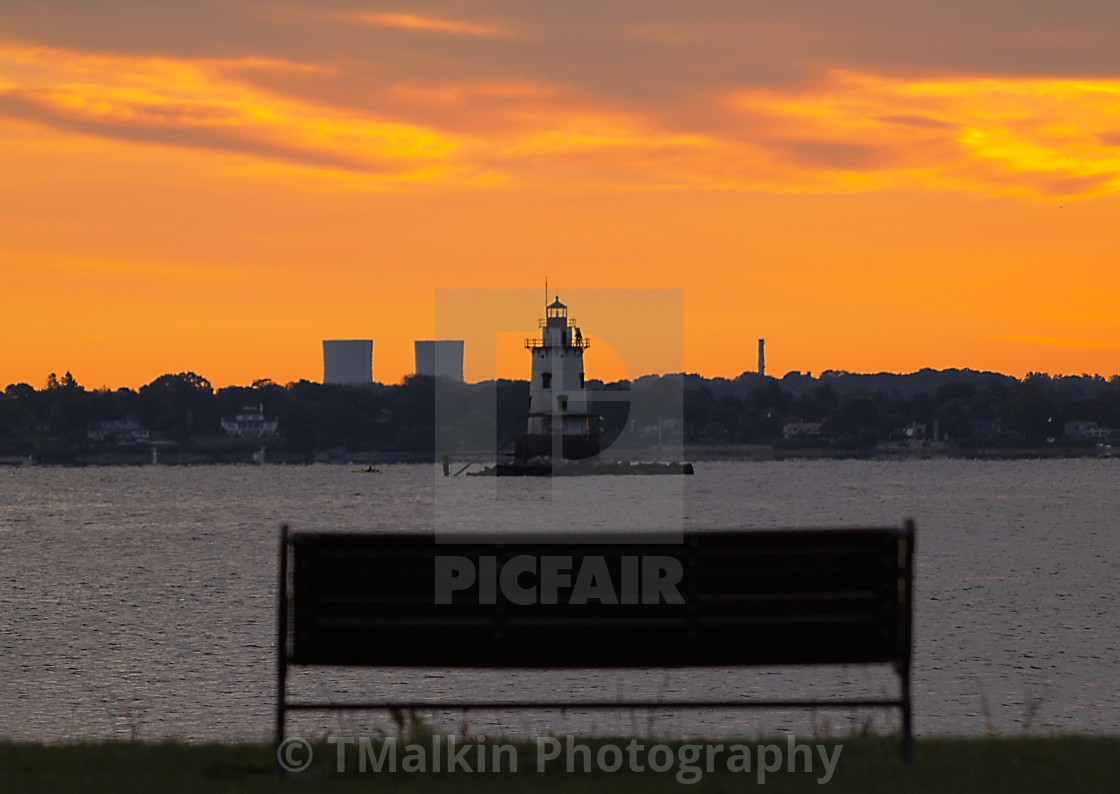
left=9, top=365, right=1119, bottom=393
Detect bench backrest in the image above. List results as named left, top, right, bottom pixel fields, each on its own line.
left=282, top=524, right=913, bottom=669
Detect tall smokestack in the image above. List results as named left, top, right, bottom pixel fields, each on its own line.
left=758, top=339, right=766, bottom=377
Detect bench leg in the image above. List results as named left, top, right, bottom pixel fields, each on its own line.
left=901, top=666, right=914, bottom=761
left=274, top=690, right=286, bottom=777
left=275, top=525, right=289, bottom=777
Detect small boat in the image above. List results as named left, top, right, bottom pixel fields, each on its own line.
left=352, top=466, right=381, bottom=473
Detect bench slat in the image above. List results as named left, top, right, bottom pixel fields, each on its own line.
left=284, top=528, right=910, bottom=669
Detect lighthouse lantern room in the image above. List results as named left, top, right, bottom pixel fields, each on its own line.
left=515, top=297, right=601, bottom=461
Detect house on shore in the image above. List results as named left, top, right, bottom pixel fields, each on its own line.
left=220, top=405, right=279, bottom=438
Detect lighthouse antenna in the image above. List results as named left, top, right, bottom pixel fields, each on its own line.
left=544, top=277, right=548, bottom=308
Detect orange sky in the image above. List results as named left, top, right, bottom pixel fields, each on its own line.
left=1, top=1, right=1117, bottom=388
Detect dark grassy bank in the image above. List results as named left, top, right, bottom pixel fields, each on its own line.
left=2, top=735, right=1118, bottom=793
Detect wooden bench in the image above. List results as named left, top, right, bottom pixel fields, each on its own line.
left=276, top=521, right=915, bottom=765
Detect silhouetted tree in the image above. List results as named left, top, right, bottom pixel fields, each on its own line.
left=1005, top=386, right=1060, bottom=441
left=139, top=372, right=216, bottom=441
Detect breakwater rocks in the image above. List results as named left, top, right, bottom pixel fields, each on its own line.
left=470, top=459, right=695, bottom=476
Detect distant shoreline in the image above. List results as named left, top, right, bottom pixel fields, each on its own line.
left=682, top=443, right=1115, bottom=462
left=1, top=443, right=1112, bottom=467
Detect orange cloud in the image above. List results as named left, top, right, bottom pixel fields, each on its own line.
left=0, top=42, right=463, bottom=180
left=347, top=12, right=513, bottom=38
left=725, top=71, right=1120, bottom=198
left=2, top=42, right=1115, bottom=202
left=0, top=42, right=1115, bottom=204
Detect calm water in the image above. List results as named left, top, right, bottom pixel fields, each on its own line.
left=0, top=460, right=1117, bottom=741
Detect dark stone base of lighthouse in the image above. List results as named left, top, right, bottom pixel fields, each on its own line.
left=512, top=412, right=601, bottom=462
left=473, top=410, right=694, bottom=476
left=515, top=418, right=604, bottom=461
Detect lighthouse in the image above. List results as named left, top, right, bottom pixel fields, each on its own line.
left=514, top=297, right=601, bottom=461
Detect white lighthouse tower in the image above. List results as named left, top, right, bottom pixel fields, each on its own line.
left=515, top=297, right=600, bottom=461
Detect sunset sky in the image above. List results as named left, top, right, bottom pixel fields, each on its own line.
left=1, top=0, right=1117, bottom=388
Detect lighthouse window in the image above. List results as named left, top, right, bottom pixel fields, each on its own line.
left=542, top=372, right=552, bottom=388
left=580, top=372, right=585, bottom=388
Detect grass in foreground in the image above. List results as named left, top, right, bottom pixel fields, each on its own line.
left=2, top=735, right=1118, bottom=793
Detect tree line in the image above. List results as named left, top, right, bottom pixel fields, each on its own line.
left=1, top=368, right=1117, bottom=461
left=673, top=369, right=1120, bottom=449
